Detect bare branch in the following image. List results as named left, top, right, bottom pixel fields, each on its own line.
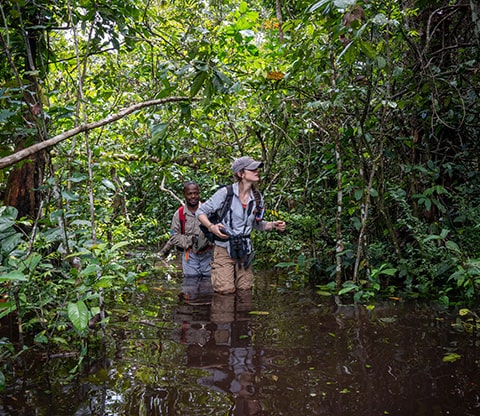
left=0, top=96, right=197, bottom=170
left=159, top=176, right=184, bottom=205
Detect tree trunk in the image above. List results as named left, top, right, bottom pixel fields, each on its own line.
left=4, top=139, right=46, bottom=219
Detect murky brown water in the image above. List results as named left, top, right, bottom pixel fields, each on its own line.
left=1, top=271, right=479, bottom=415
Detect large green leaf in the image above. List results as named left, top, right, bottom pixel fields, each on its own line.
left=0, top=270, right=28, bottom=282
left=67, top=301, right=90, bottom=332
left=0, top=206, right=17, bottom=233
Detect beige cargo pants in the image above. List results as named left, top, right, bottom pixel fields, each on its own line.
left=210, top=245, right=253, bottom=293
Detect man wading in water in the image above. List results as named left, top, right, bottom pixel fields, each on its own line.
left=169, top=181, right=213, bottom=302
left=197, top=156, right=286, bottom=294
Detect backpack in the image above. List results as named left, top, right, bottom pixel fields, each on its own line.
left=178, top=205, right=187, bottom=234
left=199, top=185, right=234, bottom=242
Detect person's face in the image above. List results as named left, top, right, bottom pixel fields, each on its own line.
left=184, top=184, right=200, bottom=207
left=241, top=168, right=260, bottom=183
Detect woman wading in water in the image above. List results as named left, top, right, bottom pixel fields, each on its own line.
left=197, top=156, right=286, bottom=294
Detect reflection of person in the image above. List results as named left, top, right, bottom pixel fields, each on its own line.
left=169, top=181, right=213, bottom=302
left=203, top=292, right=263, bottom=416
left=197, top=156, right=286, bottom=294
left=171, top=291, right=263, bottom=415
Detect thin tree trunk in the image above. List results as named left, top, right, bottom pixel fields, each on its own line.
left=335, top=133, right=343, bottom=289
left=353, top=152, right=381, bottom=282
left=275, top=0, right=284, bottom=43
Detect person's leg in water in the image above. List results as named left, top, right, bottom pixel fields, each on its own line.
left=210, top=246, right=253, bottom=293
left=180, top=250, right=213, bottom=303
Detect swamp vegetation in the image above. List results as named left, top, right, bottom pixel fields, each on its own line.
left=0, top=0, right=480, bottom=399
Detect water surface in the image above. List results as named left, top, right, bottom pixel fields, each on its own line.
left=1, top=271, right=479, bottom=415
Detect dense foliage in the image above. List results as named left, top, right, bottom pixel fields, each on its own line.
left=1, top=0, right=479, bottom=382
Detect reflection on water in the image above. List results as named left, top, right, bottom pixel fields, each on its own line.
left=0, top=272, right=479, bottom=415
left=172, top=291, right=262, bottom=415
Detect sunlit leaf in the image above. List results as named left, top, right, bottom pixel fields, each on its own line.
left=111, top=241, right=130, bottom=251
left=442, top=353, right=462, bottom=363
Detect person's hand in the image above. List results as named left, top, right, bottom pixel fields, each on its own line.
left=210, top=223, right=229, bottom=239
left=272, top=220, right=286, bottom=232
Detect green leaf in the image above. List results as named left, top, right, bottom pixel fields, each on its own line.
left=442, top=352, right=462, bottom=363
left=61, top=190, right=79, bottom=201
left=34, top=331, right=48, bottom=344
left=0, top=206, right=17, bottom=232
left=0, top=302, right=16, bottom=319
left=316, top=290, right=332, bottom=297
left=338, top=285, right=356, bottom=295
left=81, top=263, right=101, bottom=276
left=102, top=179, right=116, bottom=191
left=111, top=241, right=130, bottom=251
left=338, top=41, right=356, bottom=65
left=275, top=262, right=297, bottom=268
left=239, top=1, right=248, bottom=13
left=0, top=109, right=16, bottom=122
left=94, top=276, right=115, bottom=288
left=308, top=0, right=332, bottom=13
left=151, top=122, right=169, bottom=139
left=67, top=173, right=88, bottom=183
left=51, top=336, right=69, bottom=346
left=24, top=253, right=42, bottom=272
left=190, top=71, right=208, bottom=97
left=378, top=268, right=397, bottom=276
left=376, top=55, right=387, bottom=68
left=67, top=301, right=90, bottom=332
left=0, top=270, right=27, bottom=283
left=359, top=40, right=376, bottom=59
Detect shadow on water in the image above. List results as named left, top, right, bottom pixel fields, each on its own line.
left=1, top=270, right=479, bottom=415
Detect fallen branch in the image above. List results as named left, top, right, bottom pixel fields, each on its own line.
left=0, top=96, right=196, bottom=170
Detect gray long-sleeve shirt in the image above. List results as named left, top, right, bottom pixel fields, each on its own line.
left=170, top=203, right=210, bottom=252
left=197, top=183, right=268, bottom=249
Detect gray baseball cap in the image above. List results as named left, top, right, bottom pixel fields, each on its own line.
left=232, top=156, right=264, bottom=174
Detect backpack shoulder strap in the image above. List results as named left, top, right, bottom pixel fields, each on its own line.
left=218, top=184, right=234, bottom=222
left=178, top=205, right=186, bottom=234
